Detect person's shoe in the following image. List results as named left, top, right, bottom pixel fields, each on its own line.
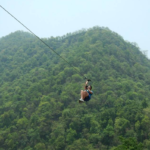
left=79, top=98, right=84, bottom=102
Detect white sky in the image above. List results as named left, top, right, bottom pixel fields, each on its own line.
left=0, top=0, right=150, bottom=57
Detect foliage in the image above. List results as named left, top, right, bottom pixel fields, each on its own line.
left=0, top=27, right=150, bottom=149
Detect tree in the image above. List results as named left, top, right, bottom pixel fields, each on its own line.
left=114, top=137, right=143, bottom=150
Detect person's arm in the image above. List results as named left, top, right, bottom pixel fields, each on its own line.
left=84, top=81, right=88, bottom=90
left=88, top=87, right=93, bottom=94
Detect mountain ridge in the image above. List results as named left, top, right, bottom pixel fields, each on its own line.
left=0, top=26, right=150, bottom=150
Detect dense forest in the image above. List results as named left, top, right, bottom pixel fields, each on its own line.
left=0, top=26, right=150, bottom=150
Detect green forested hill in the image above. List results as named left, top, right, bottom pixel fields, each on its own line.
left=0, top=27, right=150, bottom=150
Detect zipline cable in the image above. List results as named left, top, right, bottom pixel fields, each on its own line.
left=0, top=5, right=88, bottom=80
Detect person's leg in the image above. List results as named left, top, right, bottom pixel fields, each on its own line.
left=80, top=90, right=89, bottom=100
left=80, top=90, right=83, bottom=99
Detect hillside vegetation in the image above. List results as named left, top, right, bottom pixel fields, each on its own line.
left=0, top=27, right=150, bottom=150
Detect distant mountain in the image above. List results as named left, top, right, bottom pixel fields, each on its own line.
left=0, top=27, right=149, bottom=150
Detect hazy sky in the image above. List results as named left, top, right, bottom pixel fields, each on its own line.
left=0, top=0, right=150, bottom=57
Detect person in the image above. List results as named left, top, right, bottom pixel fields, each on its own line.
left=79, top=80, right=93, bottom=102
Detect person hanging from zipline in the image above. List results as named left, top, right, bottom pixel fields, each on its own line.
left=79, top=80, right=93, bottom=102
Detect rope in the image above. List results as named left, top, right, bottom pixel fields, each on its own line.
left=0, top=5, right=88, bottom=80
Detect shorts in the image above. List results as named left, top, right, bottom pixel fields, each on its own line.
left=84, top=95, right=91, bottom=101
